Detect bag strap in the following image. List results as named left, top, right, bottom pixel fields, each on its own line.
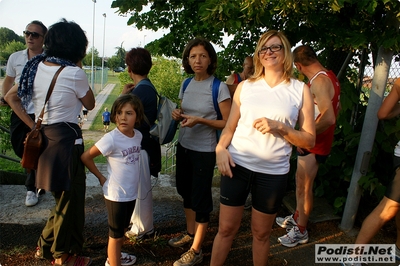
left=35, top=66, right=65, bottom=129
left=136, top=78, right=157, bottom=127
left=212, top=77, right=222, bottom=120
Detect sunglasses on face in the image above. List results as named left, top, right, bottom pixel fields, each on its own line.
left=23, top=30, right=43, bottom=39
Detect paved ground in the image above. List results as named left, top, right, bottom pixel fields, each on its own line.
left=81, top=83, right=115, bottom=130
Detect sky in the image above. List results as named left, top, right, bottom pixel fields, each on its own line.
left=0, top=0, right=168, bottom=58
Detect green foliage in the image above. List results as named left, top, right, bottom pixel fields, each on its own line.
left=111, top=0, right=400, bottom=81
left=0, top=106, right=23, bottom=174
left=107, top=55, right=120, bottom=70
left=0, top=27, right=24, bottom=50
left=83, top=47, right=102, bottom=67
left=119, top=55, right=185, bottom=105
left=0, top=40, right=26, bottom=61
left=148, top=56, right=185, bottom=104
left=0, top=106, right=12, bottom=152
left=114, top=43, right=126, bottom=68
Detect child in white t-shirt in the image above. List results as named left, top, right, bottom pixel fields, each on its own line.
left=81, top=94, right=144, bottom=266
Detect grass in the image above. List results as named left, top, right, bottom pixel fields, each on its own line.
left=88, top=74, right=121, bottom=132
left=0, top=149, right=24, bottom=174
left=83, top=73, right=122, bottom=164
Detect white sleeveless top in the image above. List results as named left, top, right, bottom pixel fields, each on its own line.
left=228, top=78, right=305, bottom=174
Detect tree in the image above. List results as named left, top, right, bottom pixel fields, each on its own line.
left=107, top=55, right=120, bottom=71
left=118, top=55, right=184, bottom=104
left=111, top=0, right=400, bottom=77
left=114, top=42, right=126, bottom=68
left=148, top=56, right=185, bottom=104
left=0, top=40, right=26, bottom=61
left=83, top=47, right=101, bottom=67
left=0, top=27, right=24, bottom=48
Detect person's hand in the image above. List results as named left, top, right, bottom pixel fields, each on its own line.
left=98, top=176, right=106, bottom=186
left=296, top=147, right=304, bottom=154
left=216, top=144, right=235, bottom=178
left=172, top=108, right=183, bottom=121
left=253, top=117, right=281, bottom=134
left=180, top=113, right=198, bottom=128
left=121, top=83, right=135, bottom=94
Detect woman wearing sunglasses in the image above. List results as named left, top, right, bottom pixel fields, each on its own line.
left=210, top=30, right=315, bottom=265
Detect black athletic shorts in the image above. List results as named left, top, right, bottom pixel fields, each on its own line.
left=385, top=156, right=400, bottom=203
left=297, top=148, right=329, bottom=164
left=220, top=164, right=288, bottom=214
left=104, top=198, right=136, bottom=238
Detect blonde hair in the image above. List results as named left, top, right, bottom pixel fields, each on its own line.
left=249, top=30, right=293, bottom=82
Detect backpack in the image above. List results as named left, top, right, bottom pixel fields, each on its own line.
left=140, top=79, right=179, bottom=145
left=182, top=77, right=222, bottom=140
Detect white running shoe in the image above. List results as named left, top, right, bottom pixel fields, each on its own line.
left=105, top=252, right=136, bottom=266
left=25, top=191, right=38, bottom=207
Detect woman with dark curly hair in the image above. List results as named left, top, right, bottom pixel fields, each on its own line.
left=5, top=19, right=94, bottom=266
left=169, top=38, right=231, bottom=266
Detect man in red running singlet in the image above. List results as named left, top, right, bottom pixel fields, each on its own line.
left=225, top=56, right=254, bottom=98
left=277, top=45, right=341, bottom=248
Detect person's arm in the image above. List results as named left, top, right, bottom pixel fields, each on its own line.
left=1, top=75, right=15, bottom=105
left=81, top=145, right=107, bottom=186
left=4, top=83, right=35, bottom=129
left=180, top=95, right=232, bottom=130
left=253, top=84, right=316, bottom=150
left=215, top=82, right=242, bottom=177
left=377, top=79, right=400, bottom=120
left=80, top=88, right=95, bottom=111
left=180, top=98, right=232, bottom=130
left=311, top=75, right=337, bottom=134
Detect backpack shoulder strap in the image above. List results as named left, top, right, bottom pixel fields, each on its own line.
left=212, top=77, right=222, bottom=120
left=182, top=77, right=193, bottom=93
left=138, top=78, right=160, bottom=98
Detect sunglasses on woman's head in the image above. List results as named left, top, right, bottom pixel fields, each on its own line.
left=23, top=30, right=43, bottom=39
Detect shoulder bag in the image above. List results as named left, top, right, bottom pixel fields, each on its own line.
left=21, top=66, right=65, bottom=170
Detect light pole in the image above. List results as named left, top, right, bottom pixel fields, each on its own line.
left=101, top=13, right=106, bottom=90
left=143, top=35, right=147, bottom=47
left=91, top=0, right=96, bottom=91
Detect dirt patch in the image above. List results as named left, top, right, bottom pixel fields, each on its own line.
left=1, top=199, right=399, bottom=266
